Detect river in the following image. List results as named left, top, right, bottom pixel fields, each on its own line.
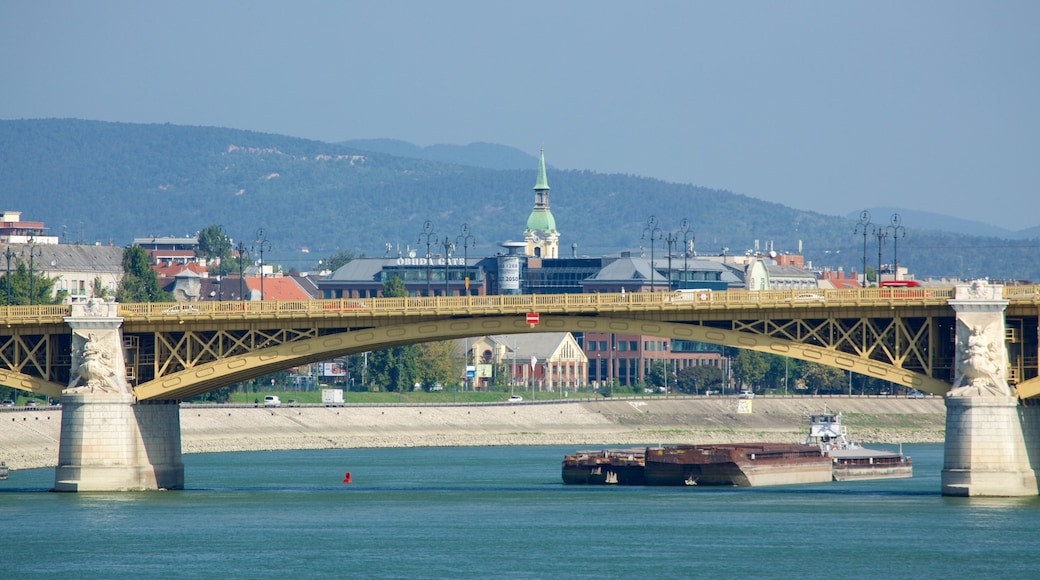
left=3, top=444, right=1040, bottom=579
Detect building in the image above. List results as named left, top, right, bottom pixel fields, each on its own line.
left=523, top=148, right=559, bottom=259
left=317, top=256, right=492, bottom=298
left=0, top=242, right=123, bottom=303
left=0, top=211, right=59, bottom=244
left=466, top=333, right=587, bottom=392
left=745, top=257, right=819, bottom=291
left=584, top=331, right=729, bottom=390
left=132, top=235, right=199, bottom=264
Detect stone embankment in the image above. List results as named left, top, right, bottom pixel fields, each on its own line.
left=0, top=397, right=946, bottom=470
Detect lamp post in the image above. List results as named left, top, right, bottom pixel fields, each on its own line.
left=3, top=246, right=19, bottom=306
left=456, top=223, right=476, bottom=296
left=641, top=215, right=662, bottom=292
left=440, top=236, right=455, bottom=296
left=253, top=228, right=271, bottom=300
left=679, top=218, right=692, bottom=289
left=853, top=211, right=875, bottom=286
left=216, top=225, right=226, bottom=301
left=596, top=353, right=601, bottom=394
left=236, top=241, right=249, bottom=300
left=417, top=220, right=436, bottom=297
left=887, top=213, right=906, bottom=281
left=665, top=230, right=681, bottom=292
left=874, top=228, right=889, bottom=284
left=27, top=241, right=43, bottom=306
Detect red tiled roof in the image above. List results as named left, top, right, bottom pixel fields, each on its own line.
left=242, top=276, right=312, bottom=301
left=154, top=262, right=208, bottom=278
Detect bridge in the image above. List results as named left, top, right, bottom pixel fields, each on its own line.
left=1, top=281, right=1038, bottom=495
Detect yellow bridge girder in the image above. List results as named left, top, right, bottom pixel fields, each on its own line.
left=133, top=314, right=953, bottom=401
left=1, top=286, right=1037, bottom=400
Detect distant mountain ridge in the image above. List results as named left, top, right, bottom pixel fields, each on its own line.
left=848, top=209, right=1040, bottom=240
left=0, top=118, right=1036, bottom=281
left=339, top=139, right=539, bottom=171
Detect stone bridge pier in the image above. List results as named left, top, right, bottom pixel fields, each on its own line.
left=942, top=281, right=1040, bottom=496
left=53, top=300, right=183, bottom=492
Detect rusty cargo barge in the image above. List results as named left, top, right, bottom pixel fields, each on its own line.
left=563, top=443, right=834, bottom=487
left=562, top=412, right=911, bottom=487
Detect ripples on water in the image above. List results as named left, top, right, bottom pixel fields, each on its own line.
left=4, top=444, right=1040, bottom=579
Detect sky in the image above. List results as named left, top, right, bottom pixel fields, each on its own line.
left=2, top=1, right=1038, bottom=230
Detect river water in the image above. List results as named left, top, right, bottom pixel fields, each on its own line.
left=3, top=444, right=1040, bottom=579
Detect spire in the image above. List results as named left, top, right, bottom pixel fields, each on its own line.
left=533, top=147, right=550, bottom=191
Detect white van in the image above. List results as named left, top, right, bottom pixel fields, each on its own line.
left=263, top=395, right=281, bottom=407
left=671, top=289, right=713, bottom=304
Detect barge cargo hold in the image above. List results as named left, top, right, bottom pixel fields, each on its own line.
left=643, top=443, right=833, bottom=487
left=561, top=444, right=833, bottom=488
left=561, top=448, right=645, bottom=485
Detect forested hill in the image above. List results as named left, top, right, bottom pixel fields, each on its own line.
left=0, top=118, right=1036, bottom=281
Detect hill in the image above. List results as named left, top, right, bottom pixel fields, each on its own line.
left=1, top=118, right=1036, bottom=281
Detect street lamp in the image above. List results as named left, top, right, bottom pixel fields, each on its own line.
left=679, top=218, right=692, bottom=290
left=417, top=220, right=436, bottom=297
left=853, top=211, right=875, bottom=286
left=456, top=223, right=476, bottom=296
left=2, top=245, right=20, bottom=306
left=641, top=216, right=662, bottom=292
left=887, top=213, right=906, bottom=281
left=874, top=228, right=889, bottom=284
left=236, top=241, right=249, bottom=300
left=216, top=225, right=226, bottom=301
left=665, top=229, right=682, bottom=292
left=253, top=228, right=271, bottom=300
left=440, top=236, right=455, bottom=296
left=27, top=241, right=43, bottom=306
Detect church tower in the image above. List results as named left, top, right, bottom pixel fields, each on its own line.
left=524, top=148, right=560, bottom=258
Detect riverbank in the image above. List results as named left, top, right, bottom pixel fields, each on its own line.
left=0, top=396, right=946, bottom=470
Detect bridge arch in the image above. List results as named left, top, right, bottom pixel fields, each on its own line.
left=134, top=314, right=950, bottom=401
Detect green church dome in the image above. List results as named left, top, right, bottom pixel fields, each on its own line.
left=526, top=209, right=557, bottom=233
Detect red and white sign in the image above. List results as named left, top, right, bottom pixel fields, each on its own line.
left=526, top=312, right=539, bottom=325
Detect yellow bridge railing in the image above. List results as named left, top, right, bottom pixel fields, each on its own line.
left=1, top=285, right=1037, bottom=324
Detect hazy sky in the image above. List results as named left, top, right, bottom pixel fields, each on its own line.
left=3, top=1, right=1037, bottom=229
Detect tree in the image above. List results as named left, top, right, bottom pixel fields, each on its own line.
left=365, top=275, right=422, bottom=392
left=645, top=360, right=669, bottom=389
left=417, top=340, right=460, bottom=389
left=731, top=350, right=768, bottom=391
left=0, top=261, right=64, bottom=305
left=763, top=355, right=801, bottom=392
left=116, top=246, right=172, bottom=302
left=322, top=249, right=356, bottom=273
left=196, top=225, right=233, bottom=276
left=675, top=366, right=725, bottom=394
left=801, top=362, right=848, bottom=395
left=90, top=276, right=112, bottom=300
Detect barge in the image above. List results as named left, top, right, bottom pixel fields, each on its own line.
left=643, top=443, right=833, bottom=487
left=805, top=411, right=912, bottom=481
left=560, top=411, right=912, bottom=487
left=562, top=443, right=832, bottom=487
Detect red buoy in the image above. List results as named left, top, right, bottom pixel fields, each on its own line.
left=343, top=471, right=352, bottom=484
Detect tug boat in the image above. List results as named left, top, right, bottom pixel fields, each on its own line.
left=804, top=411, right=912, bottom=481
